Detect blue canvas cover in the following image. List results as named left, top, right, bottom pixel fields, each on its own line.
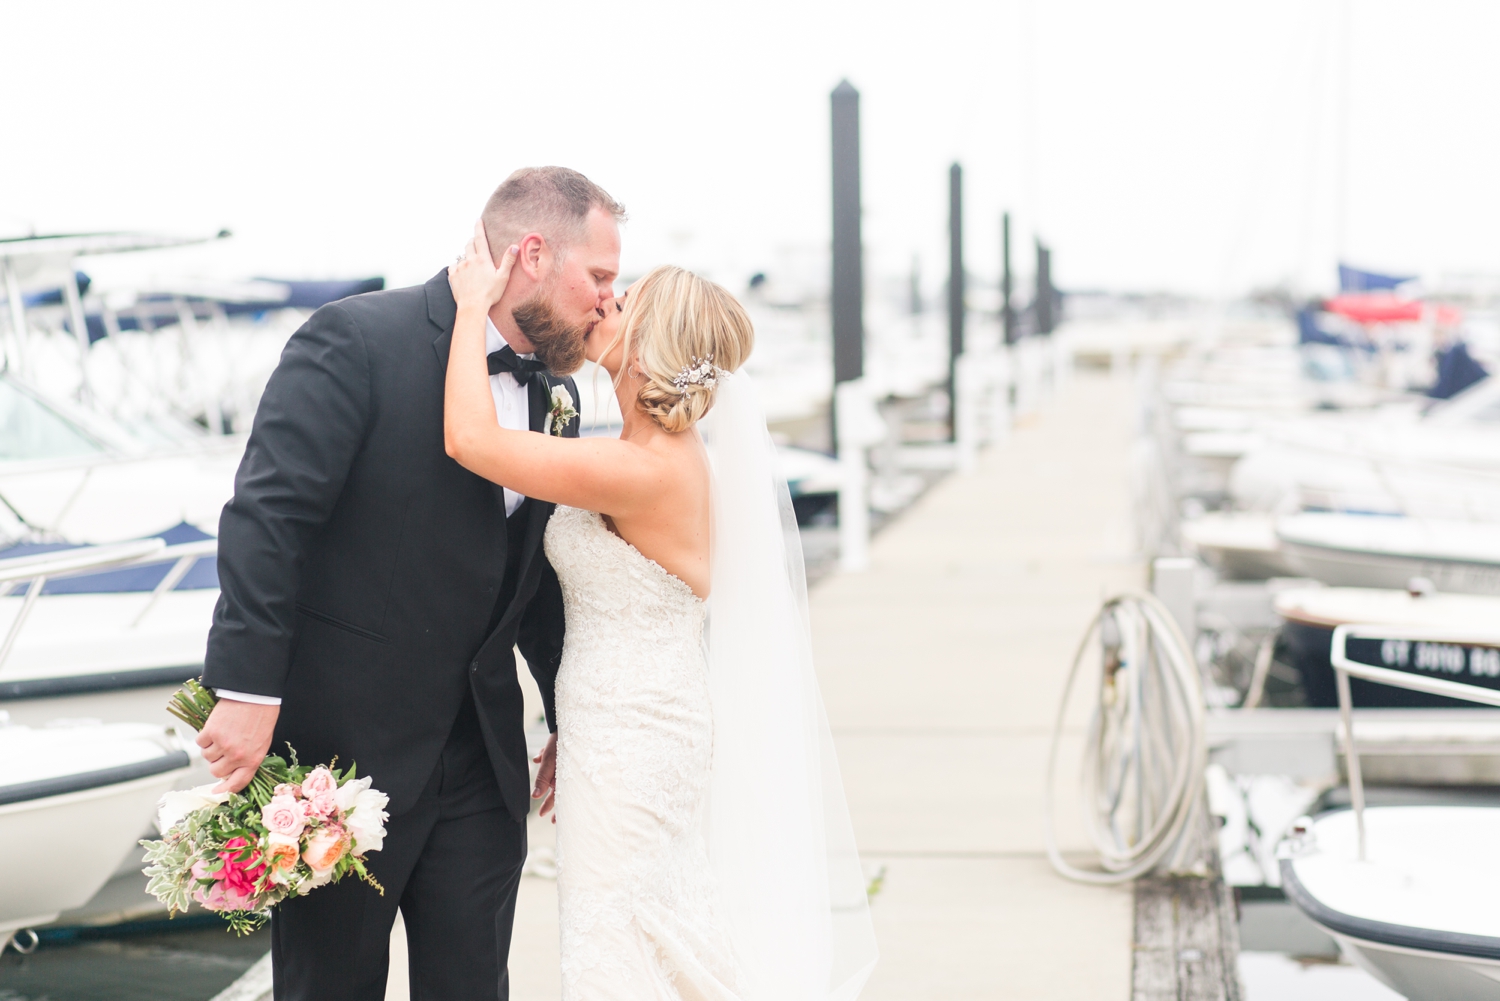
left=1339, top=263, right=1417, bottom=292
left=0, top=521, right=218, bottom=594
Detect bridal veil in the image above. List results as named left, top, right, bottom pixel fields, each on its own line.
left=699, top=372, right=878, bottom=1001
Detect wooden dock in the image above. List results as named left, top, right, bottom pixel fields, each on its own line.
left=810, top=369, right=1143, bottom=999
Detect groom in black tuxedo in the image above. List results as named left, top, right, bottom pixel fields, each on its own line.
left=198, top=167, right=624, bottom=1000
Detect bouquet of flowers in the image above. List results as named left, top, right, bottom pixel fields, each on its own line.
left=140, top=679, right=389, bottom=933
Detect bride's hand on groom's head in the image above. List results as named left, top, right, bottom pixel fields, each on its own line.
left=448, top=220, right=519, bottom=312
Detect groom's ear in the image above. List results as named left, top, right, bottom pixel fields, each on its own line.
left=515, top=233, right=547, bottom=281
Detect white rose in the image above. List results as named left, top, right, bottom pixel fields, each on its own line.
left=546, top=386, right=577, bottom=436
left=334, top=775, right=371, bottom=815
left=156, top=783, right=231, bottom=834
left=347, top=786, right=390, bottom=855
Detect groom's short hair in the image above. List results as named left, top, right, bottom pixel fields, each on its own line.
left=482, top=167, right=625, bottom=257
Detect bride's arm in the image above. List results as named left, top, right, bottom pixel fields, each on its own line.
left=443, top=224, right=659, bottom=515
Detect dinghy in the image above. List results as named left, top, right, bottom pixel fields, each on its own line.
left=1280, top=622, right=1500, bottom=999
left=1279, top=512, right=1500, bottom=594
left=1274, top=585, right=1500, bottom=708
left=0, top=719, right=191, bottom=950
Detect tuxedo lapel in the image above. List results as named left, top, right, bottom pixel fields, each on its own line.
left=528, top=373, right=548, bottom=433
left=504, top=375, right=554, bottom=612
left=427, top=268, right=457, bottom=368
left=479, top=374, right=557, bottom=650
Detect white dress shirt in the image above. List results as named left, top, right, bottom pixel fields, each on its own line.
left=484, top=316, right=535, bottom=518
left=216, top=317, right=533, bottom=707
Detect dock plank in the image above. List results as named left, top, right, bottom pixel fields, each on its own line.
left=815, top=371, right=1143, bottom=999
left=1132, top=875, right=1243, bottom=1001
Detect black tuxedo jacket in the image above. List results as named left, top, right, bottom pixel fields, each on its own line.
left=203, top=269, right=577, bottom=820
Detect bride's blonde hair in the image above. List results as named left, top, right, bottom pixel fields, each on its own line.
left=609, top=266, right=755, bottom=432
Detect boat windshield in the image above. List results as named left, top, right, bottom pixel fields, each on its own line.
left=0, top=378, right=104, bottom=460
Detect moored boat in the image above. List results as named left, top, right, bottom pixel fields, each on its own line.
left=1278, top=512, right=1500, bottom=594
left=1280, top=621, right=1500, bottom=999
left=0, top=719, right=191, bottom=950
left=1275, top=585, right=1500, bottom=708
left=1281, top=807, right=1500, bottom=1000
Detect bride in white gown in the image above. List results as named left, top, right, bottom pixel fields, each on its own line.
left=445, top=226, right=876, bottom=1000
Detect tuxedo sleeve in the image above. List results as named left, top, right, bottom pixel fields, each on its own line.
left=517, top=561, right=563, bottom=732
left=203, top=304, right=371, bottom=698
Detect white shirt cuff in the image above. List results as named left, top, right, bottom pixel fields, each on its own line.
left=214, top=689, right=282, bottom=706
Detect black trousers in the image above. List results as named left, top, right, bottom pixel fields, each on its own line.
left=270, top=695, right=527, bottom=1001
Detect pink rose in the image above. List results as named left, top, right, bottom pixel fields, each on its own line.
left=274, top=783, right=302, bottom=800
left=261, top=795, right=306, bottom=838
left=302, top=826, right=351, bottom=872
left=308, top=788, right=340, bottom=818
left=300, top=767, right=337, bottom=799
left=194, top=878, right=256, bottom=912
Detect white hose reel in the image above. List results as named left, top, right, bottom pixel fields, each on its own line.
left=1045, top=591, right=1208, bottom=884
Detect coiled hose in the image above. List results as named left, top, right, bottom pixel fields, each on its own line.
left=1045, top=591, right=1208, bottom=884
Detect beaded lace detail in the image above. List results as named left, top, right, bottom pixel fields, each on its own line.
left=544, top=505, right=746, bottom=999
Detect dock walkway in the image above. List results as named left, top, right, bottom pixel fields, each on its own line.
left=817, top=369, right=1142, bottom=999
left=501, top=369, right=1145, bottom=1000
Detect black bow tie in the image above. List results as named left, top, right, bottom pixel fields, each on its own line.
left=487, top=346, right=548, bottom=381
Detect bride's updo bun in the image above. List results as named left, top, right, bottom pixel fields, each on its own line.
left=617, top=266, right=754, bottom=433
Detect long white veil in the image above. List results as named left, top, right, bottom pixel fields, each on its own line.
left=698, top=372, right=878, bottom=1001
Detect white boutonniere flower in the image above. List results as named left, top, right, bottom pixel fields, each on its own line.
left=546, top=385, right=577, bottom=436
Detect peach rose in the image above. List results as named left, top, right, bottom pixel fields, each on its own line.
left=264, top=833, right=300, bottom=872
left=302, top=826, right=351, bottom=872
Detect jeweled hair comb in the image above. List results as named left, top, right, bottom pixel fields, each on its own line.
left=671, top=356, right=727, bottom=393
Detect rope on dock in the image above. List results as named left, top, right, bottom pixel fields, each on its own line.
left=1045, top=591, right=1208, bottom=884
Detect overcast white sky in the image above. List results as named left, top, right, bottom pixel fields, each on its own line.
left=6, top=1, right=1500, bottom=299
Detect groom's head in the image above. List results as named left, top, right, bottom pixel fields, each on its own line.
left=480, top=167, right=624, bottom=375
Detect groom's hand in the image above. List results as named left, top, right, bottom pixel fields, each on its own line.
left=532, top=732, right=557, bottom=823
left=198, top=699, right=279, bottom=793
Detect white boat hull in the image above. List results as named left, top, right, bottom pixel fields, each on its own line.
left=0, top=767, right=189, bottom=946
left=0, top=588, right=217, bottom=694
left=1282, top=808, right=1500, bottom=1001
left=1284, top=541, right=1500, bottom=594
left=1328, top=931, right=1500, bottom=1000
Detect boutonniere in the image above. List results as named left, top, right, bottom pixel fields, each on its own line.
left=545, top=385, right=577, bottom=436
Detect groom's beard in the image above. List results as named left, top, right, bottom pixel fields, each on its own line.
left=512, top=293, right=588, bottom=376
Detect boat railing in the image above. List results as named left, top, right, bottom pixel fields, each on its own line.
left=1330, top=622, right=1500, bottom=860
left=0, top=537, right=218, bottom=673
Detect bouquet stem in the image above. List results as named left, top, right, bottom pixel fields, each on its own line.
left=166, top=678, right=287, bottom=808
left=165, top=677, right=220, bottom=734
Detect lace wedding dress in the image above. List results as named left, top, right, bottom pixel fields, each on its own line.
left=545, top=504, right=747, bottom=999
left=541, top=373, right=877, bottom=1001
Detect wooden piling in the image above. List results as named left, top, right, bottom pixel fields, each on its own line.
left=830, top=78, right=864, bottom=456
left=1035, top=240, right=1054, bottom=336
left=947, top=162, right=964, bottom=438
left=1002, top=211, right=1016, bottom=345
